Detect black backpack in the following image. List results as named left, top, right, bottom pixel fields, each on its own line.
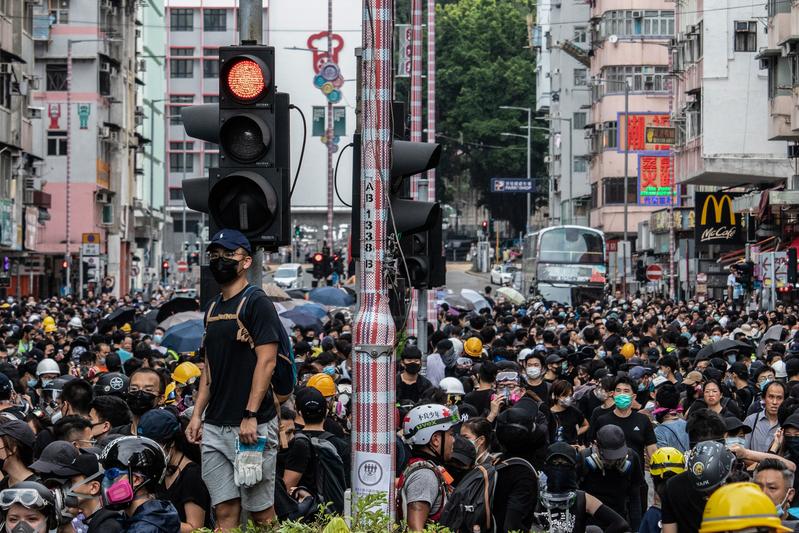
left=440, top=456, right=536, bottom=533
left=294, top=432, right=347, bottom=514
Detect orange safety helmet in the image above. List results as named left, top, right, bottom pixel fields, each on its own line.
left=464, top=337, right=483, bottom=358
left=307, top=373, right=337, bottom=398
left=620, top=342, right=636, bottom=359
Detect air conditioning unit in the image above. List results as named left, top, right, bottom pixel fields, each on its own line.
left=544, top=155, right=552, bottom=163
left=100, top=126, right=111, bottom=138
left=632, top=11, right=643, bottom=18
left=0, top=64, right=12, bottom=75
left=138, top=59, right=146, bottom=72
left=736, top=21, right=751, bottom=32
left=96, top=191, right=112, bottom=204
left=789, top=144, right=799, bottom=159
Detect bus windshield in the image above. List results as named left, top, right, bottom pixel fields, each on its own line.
left=538, top=228, right=604, bottom=264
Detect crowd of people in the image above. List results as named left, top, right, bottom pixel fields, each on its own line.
left=0, top=228, right=798, bottom=532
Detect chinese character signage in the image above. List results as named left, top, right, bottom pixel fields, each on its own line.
left=312, top=106, right=347, bottom=137
left=618, top=113, right=672, bottom=152
left=491, top=178, right=535, bottom=193
left=694, top=192, right=744, bottom=249
left=638, top=154, right=674, bottom=206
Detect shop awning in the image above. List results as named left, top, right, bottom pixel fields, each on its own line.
left=717, top=236, right=778, bottom=266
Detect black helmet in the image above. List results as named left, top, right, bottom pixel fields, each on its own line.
left=93, top=372, right=129, bottom=397
left=496, top=407, right=536, bottom=454
left=687, top=440, right=735, bottom=493
left=0, top=480, right=59, bottom=530
left=99, top=436, right=167, bottom=492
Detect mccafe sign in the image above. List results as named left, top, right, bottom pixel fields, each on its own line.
left=694, top=192, right=744, bottom=248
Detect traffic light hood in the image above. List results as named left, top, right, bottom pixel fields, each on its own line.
left=390, top=198, right=441, bottom=235
left=389, top=140, right=441, bottom=193
left=181, top=104, right=219, bottom=144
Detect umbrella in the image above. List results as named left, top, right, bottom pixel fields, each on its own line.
left=757, top=325, right=787, bottom=358
left=133, top=309, right=159, bottom=334
left=286, top=289, right=307, bottom=300
left=461, top=289, right=491, bottom=311
left=159, top=310, right=203, bottom=331
left=309, top=287, right=355, bottom=307
left=497, top=286, right=525, bottom=305
left=696, top=338, right=753, bottom=360
left=280, top=308, right=323, bottom=333
left=263, top=283, right=292, bottom=302
left=444, top=294, right=475, bottom=311
left=299, top=302, right=328, bottom=319
left=156, top=297, right=199, bottom=324
left=105, top=307, right=136, bottom=328
left=279, top=316, right=295, bottom=334
left=160, top=319, right=204, bottom=354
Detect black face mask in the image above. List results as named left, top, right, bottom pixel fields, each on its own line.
left=126, top=391, right=158, bottom=416
left=403, top=363, right=421, bottom=375
left=209, top=257, right=241, bottom=285
left=543, top=464, right=578, bottom=492
left=786, top=436, right=799, bottom=458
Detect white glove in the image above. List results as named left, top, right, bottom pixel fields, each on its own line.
left=234, top=448, right=264, bottom=487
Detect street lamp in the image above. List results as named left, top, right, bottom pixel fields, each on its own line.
left=499, top=106, right=532, bottom=233
left=539, top=115, right=574, bottom=225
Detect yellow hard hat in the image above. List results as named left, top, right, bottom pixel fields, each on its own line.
left=120, top=323, right=132, bottom=333
left=44, top=324, right=57, bottom=334
left=699, top=482, right=791, bottom=533
left=620, top=342, right=636, bottom=359
left=464, top=337, right=483, bottom=358
left=171, top=362, right=201, bottom=385
left=650, top=447, right=686, bottom=477
left=163, top=382, right=177, bottom=405
left=42, top=316, right=55, bottom=327
left=307, top=373, right=336, bottom=397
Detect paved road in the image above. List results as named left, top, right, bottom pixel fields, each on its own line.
left=263, top=261, right=492, bottom=294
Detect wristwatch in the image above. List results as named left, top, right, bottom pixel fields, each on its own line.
left=242, top=410, right=257, bottom=419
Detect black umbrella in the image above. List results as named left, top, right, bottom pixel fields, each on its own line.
left=133, top=309, right=159, bottom=334
left=696, top=338, right=752, bottom=360
left=104, top=307, right=136, bottom=328
left=156, top=297, right=200, bottom=324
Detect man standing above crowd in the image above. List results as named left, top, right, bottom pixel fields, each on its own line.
left=186, top=229, right=282, bottom=531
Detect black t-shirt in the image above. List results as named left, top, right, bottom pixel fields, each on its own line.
left=579, top=449, right=644, bottom=530
left=736, top=384, right=754, bottom=413
left=204, top=286, right=281, bottom=425
left=493, top=456, right=538, bottom=532
left=660, top=471, right=707, bottom=531
left=593, top=410, right=657, bottom=464
left=578, top=388, right=603, bottom=420
left=463, top=388, right=493, bottom=416
left=162, top=462, right=212, bottom=529
left=396, top=374, right=433, bottom=405
left=551, top=406, right=585, bottom=444
left=588, top=405, right=613, bottom=439
left=0, top=473, right=39, bottom=492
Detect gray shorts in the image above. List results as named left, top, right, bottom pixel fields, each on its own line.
left=201, top=417, right=278, bottom=512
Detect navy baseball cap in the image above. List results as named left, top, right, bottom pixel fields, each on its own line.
left=137, top=409, right=181, bottom=443
left=207, top=229, right=251, bottom=254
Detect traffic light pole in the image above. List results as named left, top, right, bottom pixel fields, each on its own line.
left=352, top=0, right=397, bottom=515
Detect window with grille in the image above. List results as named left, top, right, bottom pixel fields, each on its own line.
left=203, top=47, right=219, bottom=57
left=203, top=95, right=219, bottom=103
left=602, top=177, right=637, bottom=205
left=170, top=57, right=193, bottom=79
left=47, top=131, right=68, bottom=156
left=602, top=121, right=618, bottom=150
left=574, top=158, right=587, bottom=173
left=204, top=152, right=220, bottom=169
left=170, top=9, right=193, bottom=31
left=590, top=183, right=598, bottom=208
left=602, top=66, right=669, bottom=93
left=0, top=72, right=10, bottom=109
left=602, top=10, right=674, bottom=39
left=574, top=69, right=587, bottom=86
left=574, top=26, right=587, bottom=43
left=733, top=21, right=757, bottom=52
left=170, top=152, right=194, bottom=173
left=169, top=188, right=184, bottom=201
left=46, top=63, right=67, bottom=91
left=204, top=9, right=226, bottom=31
left=573, top=112, right=587, bottom=130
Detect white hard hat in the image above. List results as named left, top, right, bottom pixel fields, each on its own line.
left=518, top=348, right=533, bottom=362
left=36, top=358, right=60, bottom=377
left=403, top=404, right=458, bottom=446
left=773, top=360, right=788, bottom=379
left=68, top=316, right=82, bottom=329
left=439, top=377, right=466, bottom=395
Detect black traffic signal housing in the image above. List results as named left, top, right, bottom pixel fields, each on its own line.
left=181, top=45, right=291, bottom=251
left=188, top=252, right=200, bottom=266
left=789, top=248, right=798, bottom=285
left=736, top=261, right=754, bottom=292
left=312, top=252, right=325, bottom=280
left=161, top=260, right=170, bottom=283
left=635, top=260, right=646, bottom=283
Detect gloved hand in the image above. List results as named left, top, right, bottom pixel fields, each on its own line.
left=234, top=438, right=265, bottom=487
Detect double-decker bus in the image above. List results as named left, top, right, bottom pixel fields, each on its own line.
left=521, top=225, right=607, bottom=306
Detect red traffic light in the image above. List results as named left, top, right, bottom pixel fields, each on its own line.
left=61, top=260, right=68, bottom=269
left=482, top=220, right=488, bottom=229
left=225, top=58, right=267, bottom=102
left=162, top=261, right=170, bottom=270
left=313, top=253, right=324, bottom=263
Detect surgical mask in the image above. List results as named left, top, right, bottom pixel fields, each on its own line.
left=116, top=348, right=132, bottom=364
left=724, top=378, right=734, bottom=388
left=725, top=436, right=746, bottom=448
left=49, top=410, right=63, bottom=424
left=613, top=393, right=633, bottom=410
left=785, top=435, right=799, bottom=458
left=322, top=365, right=337, bottom=376
left=25, top=378, right=37, bottom=389
left=561, top=361, right=568, bottom=374
left=526, top=367, right=542, bottom=379
left=760, top=379, right=772, bottom=392
left=125, top=391, right=158, bottom=416
left=638, top=382, right=647, bottom=392
left=41, top=379, right=53, bottom=389
left=598, top=350, right=606, bottom=359
left=209, top=256, right=241, bottom=285
left=402, top=363, right=421, bottom=375
left=153, top=335, right=163, bottom=345
left=657, top=370, right=666, bottom=378
left=712, top=335, right=722, bottom=343
left=594, top=388, right=608, bottom=401
left=558, top=396, right=573, bottom=407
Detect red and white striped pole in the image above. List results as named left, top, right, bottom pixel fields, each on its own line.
left=352, top=0, right=397, bottom=514
left=326, top=0, right=335, bottom=248
left=426, top=0, right=438, bottom=331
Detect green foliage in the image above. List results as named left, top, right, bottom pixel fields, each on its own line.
left=192, top=493, right=451, bottom=532
left=437, top=0, right=547, bottom=230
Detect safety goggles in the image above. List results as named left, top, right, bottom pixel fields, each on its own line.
left=103, top=467, right=128, bottom=482
left=0, top=488, right=49, bottom=510
left=496, top=371, right=519, bottom=384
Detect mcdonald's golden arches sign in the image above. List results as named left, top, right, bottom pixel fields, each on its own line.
left=694, top=192, right=744, bottom=248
